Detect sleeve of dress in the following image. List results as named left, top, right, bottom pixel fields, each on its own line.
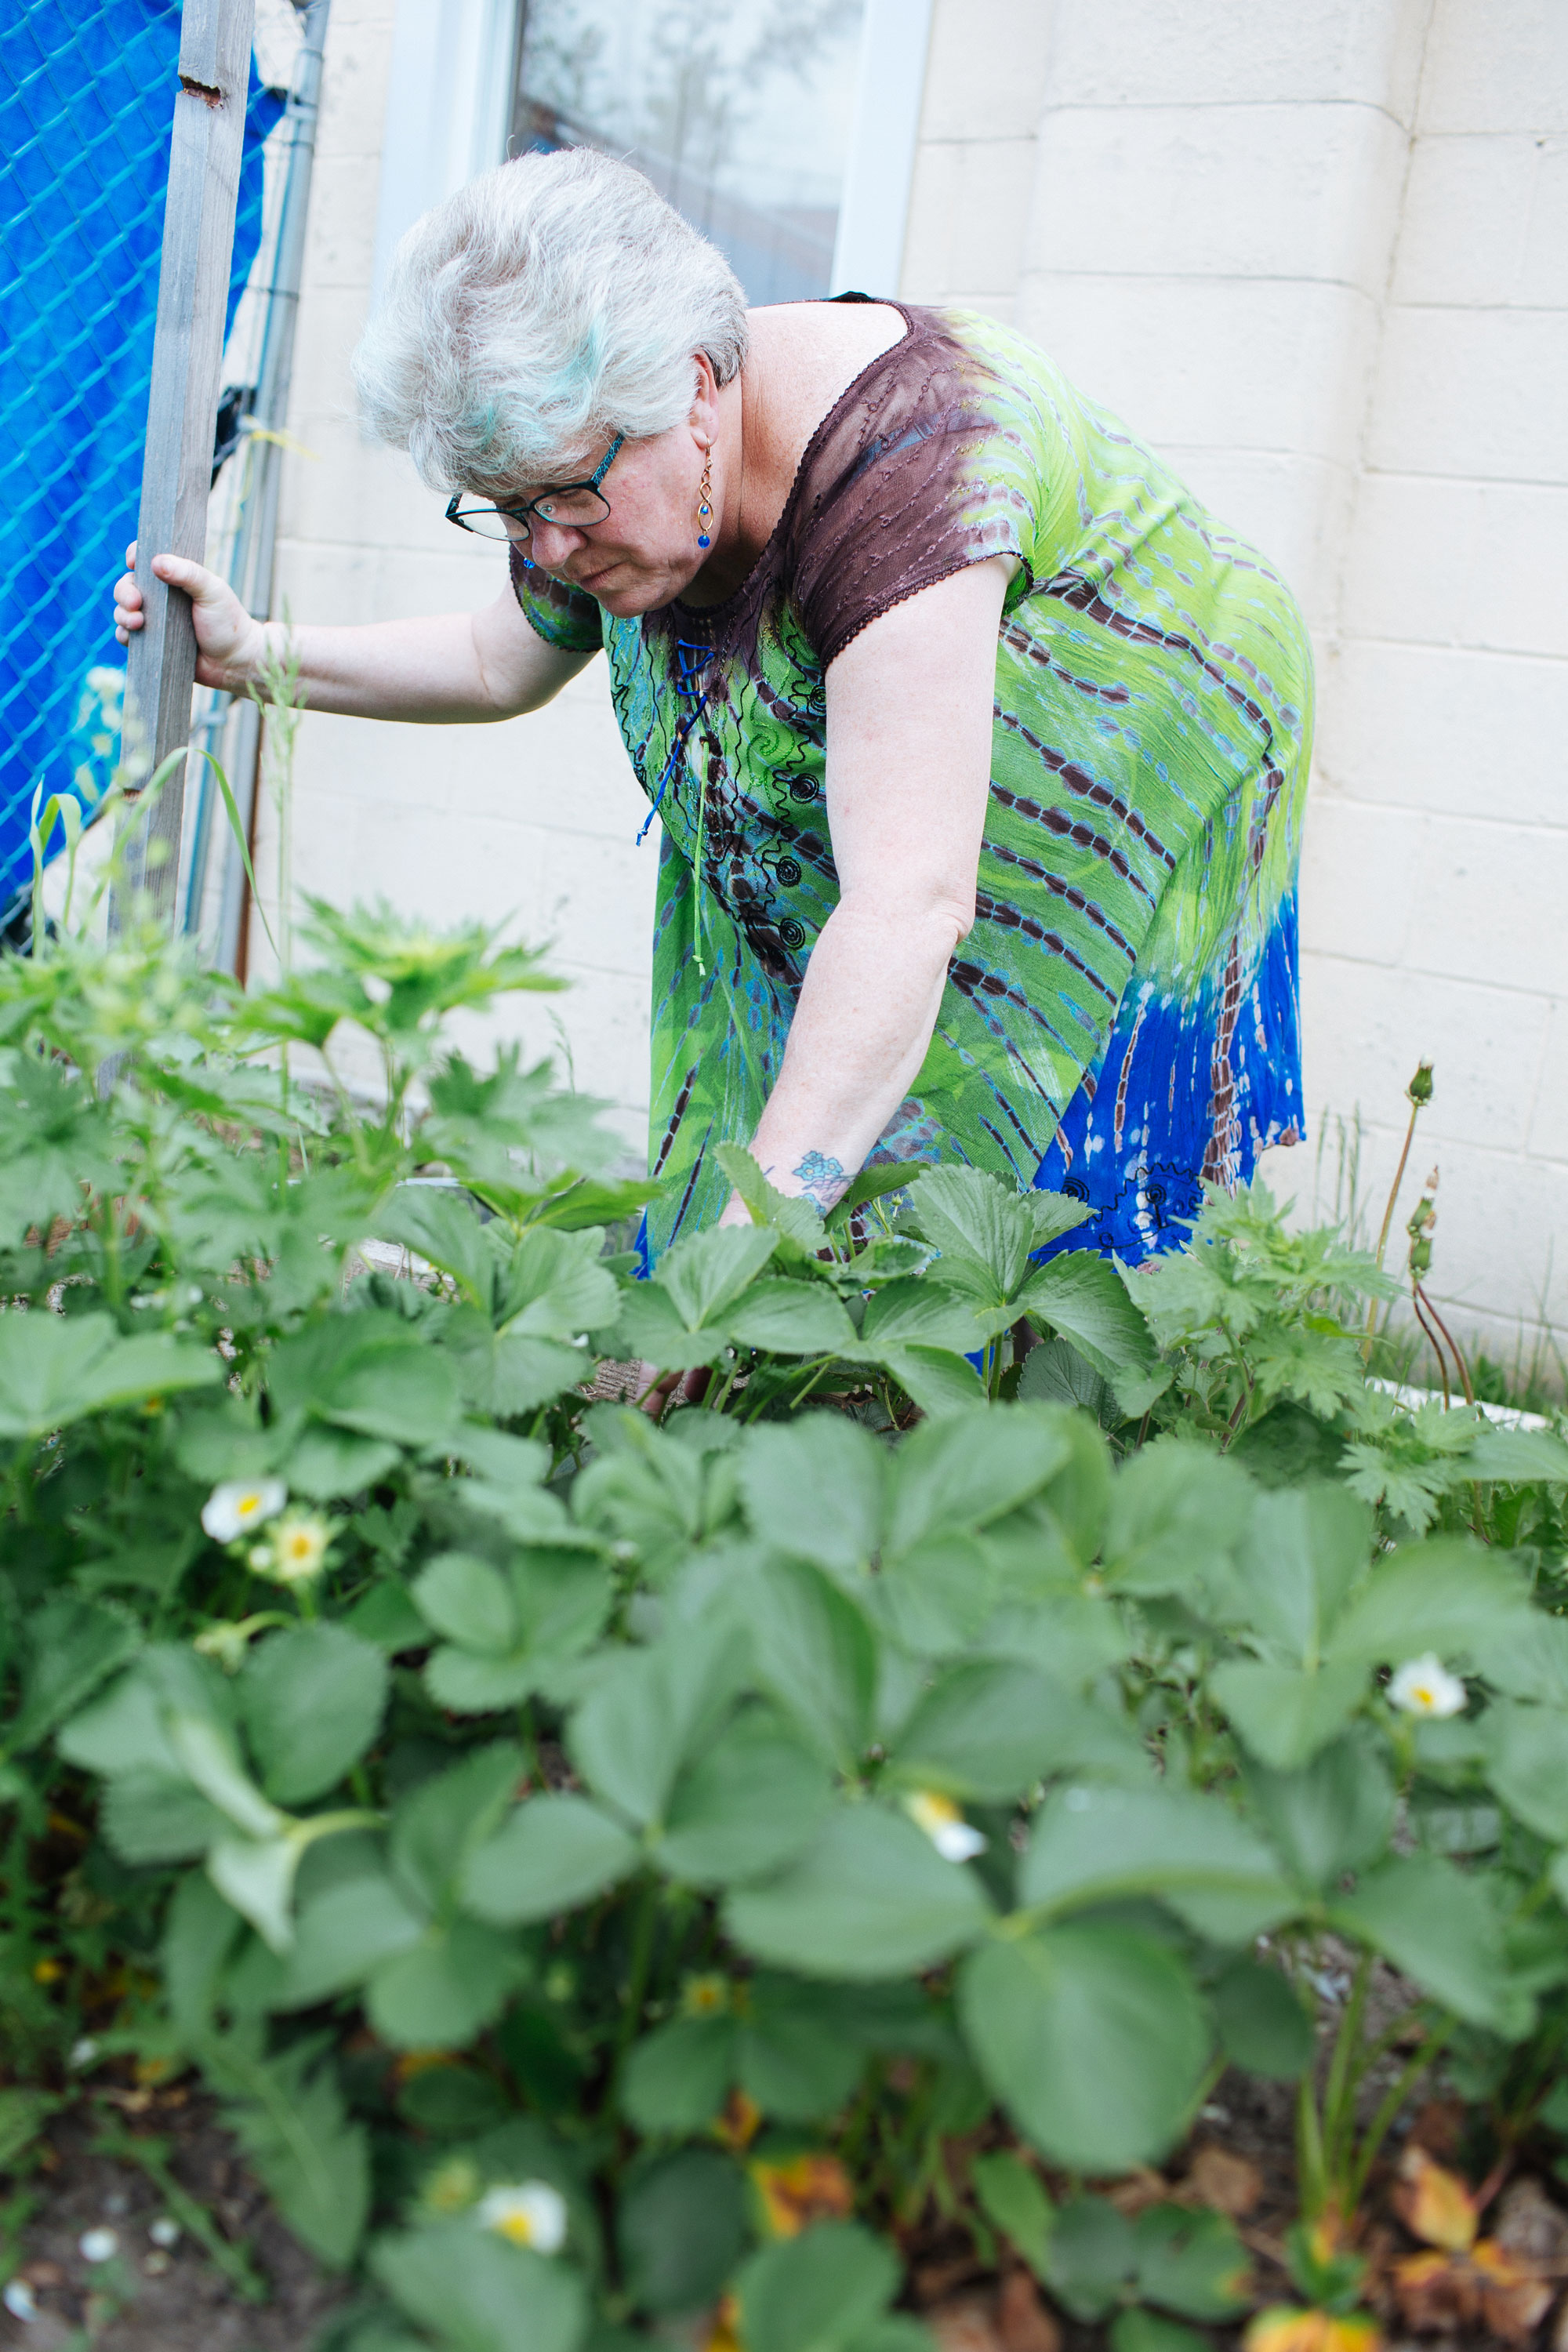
left=789, top=309, right=1046, bottom=671
left=507, top=544, right=605, bottom=653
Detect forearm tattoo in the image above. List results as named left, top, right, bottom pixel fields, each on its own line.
left=786, top=1149, right=849, bottom=1212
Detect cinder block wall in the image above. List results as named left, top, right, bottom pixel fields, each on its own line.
left=903, top=0, right=1568, bottom=1362
left=269, top=0, right=1567, bottom=1354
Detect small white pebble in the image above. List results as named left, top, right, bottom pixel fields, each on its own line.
left=67, top=2038, right=100, bottom=2070
left=147, top=2217, right=180, bottom=2249
left=3, top=2279, right=38, bottom=2321
left=78, top=2227, right=119, bottom=2263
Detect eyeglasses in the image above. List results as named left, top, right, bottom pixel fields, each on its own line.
left=446, top=435, right=625, bottom=542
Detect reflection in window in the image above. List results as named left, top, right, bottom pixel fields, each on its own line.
left=510, top=0, right=866, bottom=305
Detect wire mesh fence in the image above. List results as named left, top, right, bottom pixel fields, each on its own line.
left=0, top=0, right=286, bottom=921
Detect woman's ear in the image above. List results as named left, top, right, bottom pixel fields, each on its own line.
left=689, top=350, right=720, bottom=443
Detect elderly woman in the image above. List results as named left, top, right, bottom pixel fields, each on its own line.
left=115, top=147, right=1311, bottom=1268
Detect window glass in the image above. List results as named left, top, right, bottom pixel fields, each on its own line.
left=511, top=0, right=866, bottom=305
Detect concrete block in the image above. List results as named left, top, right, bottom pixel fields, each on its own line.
left=1407, top=1145, right=1568, bottom=1341
left=1392, top=133, right=1543, bottom=307
left=1338, top=472, right=1484, bottom=647
left=1296, top=798, right=1423, bottom=969
left=1367, top=307, right=1568, bottom=484
left=1041, top=0, right=1429, bottom=116
left=1029, top=102, right=1406, bottom=295
left=1521, top=136, right=1568, bottom=307
left=1018, top=272, right=1377, bottom=462
left=315, top=10, right=394, bottom=164
left=902, top=139, right=1038, bottom=304
left=1469, top=485, right=1568, bottom=660
left=1297, top=952, right=1550, bottom=1155
left=918, top=0, right=1054, bottom=143
left=1418, top=0, right=1568, bottom=135
left=1315, top=640, right=1568, bottom=829
left=1404, top=815, right=1568, bottom=996
left=300, top=154, right=380, bottom=295
left=1524, top=1001, right=1568, bottom=1162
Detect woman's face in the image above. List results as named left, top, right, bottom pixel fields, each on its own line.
left=488, top=363, right=720, bottom=617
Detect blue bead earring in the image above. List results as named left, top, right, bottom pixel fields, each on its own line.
left=696, top=452, right=713, bottom=550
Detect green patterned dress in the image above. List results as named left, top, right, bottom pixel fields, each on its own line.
left=510, top=302, right=1312, bottom=1267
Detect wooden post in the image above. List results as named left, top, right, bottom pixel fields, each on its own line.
left=113, top=0, right=256, bottom=929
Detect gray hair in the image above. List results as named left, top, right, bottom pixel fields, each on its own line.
left=352, top=147, right=750, bottom=492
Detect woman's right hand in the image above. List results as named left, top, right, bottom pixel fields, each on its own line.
left=114, top=543, right=268, bottom=691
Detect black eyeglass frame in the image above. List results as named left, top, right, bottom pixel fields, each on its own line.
left=445, top=435, right=626, bottom=540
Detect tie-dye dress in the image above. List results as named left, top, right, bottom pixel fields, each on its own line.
left=510, top=302, right=1312, bottom=1268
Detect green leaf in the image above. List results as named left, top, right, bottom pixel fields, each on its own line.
left=461, top=1794, right=640, bottom=1925
left=1210, top=1658, right=1367, bottom=1771
left=376, top=1186, right=498, bottom=1305
left=215, top=2037, right=370, bottom=2270
left=1483, top=1702, right=1568, bottom=1841
left=875, top=1344, right=988, bottom=1417
left=960, top=1924, right=1210, bottom=2173
left=738, top=1980, right=866, bottom=2122
left=742, top=1556, right=877, bottom=1777
left=621, top=2017, right=735, bottom=2134
left=971, top=2150, right=1054, bottom=2274
left=1131, top=2204, right=1250, bottom=2320
left=1040, top=2195, right=1135, bottom=2320
left=1014, top=1253, right=1157, bottom=1381
left=241, top=1624, right=388, bottom=1806
left=728, top=1280, right=859, bottom=1356
left=163, top=1868, right=245, bottom=2042
left=1328, top=1853, right=1523, bottom=2032
left=657, top=1705, right=834, bottom=1885
left=738, top=2221, right=899, bottom=2352
left=619, top=2147, right=746, bottom=2319
left=102, top=1771, right=227, bottom=1862
left=887, top=1662, right=1142, bottom=1804
left=887, top=1403, right=1073, bottom=1555
left=1109, top=2310, right=1210, bottom=2352
left=0, top=1309, right=217, bottom=1438
left=656, top=1224, right=779, bottom=1329
left=372, top=2220, right=589, bottom=2352
left=368, top=1918, right=528, bottom=2049
left=613, top=1283, right=732, bottom=1371
left=57, top=1644, right=234, bottom=1777
left=7, top=1595, right=140, bottom=1752
left=275, top=1871, right=426, bottom=2009
left=1018, top=1784, right=1293, bottom=1940
left=391, top=1743, right=524, bottom=1915
left=725, top=1804, right=991, bottom=1979
left=569, top=1621, right=744, bottom=1827
left=858, top=1279, right=985, bottom=1356
left=874, top=1532, right=996, bottom=1655
left=208, top=1831, right=313, bottom=1951
left=1102, top=1440, right=1255, bottom=1600
left=1328, top=1536, right=1535, bottom=1668
left=414, top=1553, right=517, bottom=1652
left=1243, top=1734, right=1396, bottom=1889
left=1463, top=1424, right=1568, bottom=1485
left=282, top=1425, right=402, bottom=1501
left=902, top=1165, right=1052, bottom=1303
left=1209, top=1955, right=1315, bottom=2080
left=823, top=1160, right=924, bottom=1230
left=741, top=1416, right=886, bottom=1577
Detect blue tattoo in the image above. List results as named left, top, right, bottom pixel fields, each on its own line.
left=792, top=1150, right=849, bottom=1211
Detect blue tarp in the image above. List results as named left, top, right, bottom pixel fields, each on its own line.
left=0, top=1, right=281, bottom=903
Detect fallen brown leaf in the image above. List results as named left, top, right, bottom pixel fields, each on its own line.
left=997, top=2267, right=1061, bottom=2352
left=1183, top=2143, right=1264, bottom=2218
left=927, top=2292, right=1004, bottom=2352
left=1494, top=2176, right=1568, bottom=2277
left=1105, top=2166, right=1169, bottom=2216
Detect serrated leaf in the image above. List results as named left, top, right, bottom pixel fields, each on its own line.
left=738, top=2221, right=898, bottom=2352
left=373, top=2218, right=589, bottom=2352
left=0, top=1310, right=217, bottom=1439
left=9, top=1595, right=140, bottom=1752
left=716, top=1141, right=827, bottom=1250
left=655, top=1224, right=778, bottom=1329
left=1210, top=1658, right=1367, bottom=1771
left=1018, top=1784, right=1292, bottom=1940
left=368, top=1917, right=527, bottom=2049
left=1328, top=1853, right=1523, bottom=2032
left=725, top=1804, right=991, bottom=1978
left=1014, top=1253, right=1157, bottom=1380
left=728, top=1280, right=858, bottom=1356
left=657, top=1706, right=834, bottom=1885
left=622, top=2016, right=735, bottom=2133
left=740, top=1416, right=886, bottom=1577
left=960, top=1925, right=1210, bottom=2173
left=241, top=1624, right=387, bottom=1806
left=460, top=1793, right=639, bottom=1923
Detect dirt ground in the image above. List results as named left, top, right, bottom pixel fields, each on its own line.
left=0, top=2102, right=345, bottom=2352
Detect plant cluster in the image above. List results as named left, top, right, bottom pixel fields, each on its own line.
left=5, top=897, right=1568, bottom=2352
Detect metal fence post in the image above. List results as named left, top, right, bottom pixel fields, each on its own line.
left=111, top=0, right=257, bottom=931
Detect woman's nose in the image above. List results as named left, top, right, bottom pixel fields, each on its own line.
left=527, top=520, right=583, bottom=572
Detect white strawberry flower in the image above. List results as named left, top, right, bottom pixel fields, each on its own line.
left=252, top=1514, right=333, bottom=1587
left=201, top=1478, right=286, bottom=1544
left=1389, top=1654, right=1467, bottom=1718
left=904, top=1789, right=987, bottom=1863
left=476, top=2180, right=568, bottom=2254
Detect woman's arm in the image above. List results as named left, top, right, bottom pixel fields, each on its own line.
left=112, top=546, right=590, bottom=720
left=725, top=554, right=1011, bottom=1219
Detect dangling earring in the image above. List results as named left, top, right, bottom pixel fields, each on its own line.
left=696, top=454, right=713, bottom=550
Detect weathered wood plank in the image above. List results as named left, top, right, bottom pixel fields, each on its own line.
left=115, top=0, right=256, bottom=925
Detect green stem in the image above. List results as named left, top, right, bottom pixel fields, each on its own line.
left=615, top=1877, right=660, bottom=2067
left=1321, top=1952, right=1373, bottom=2186
left=1345, top=2020, right=1454, bottom=2212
